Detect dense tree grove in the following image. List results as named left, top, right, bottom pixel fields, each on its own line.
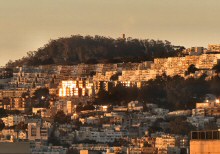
left=6, top=35, right=184, bottom=67
left=32, top=88, right=50, bottom=108
left=96, top=74, right=220, bottom=110
left=149, top=116, right=196, bottom=135
left=54, top=111, right=71, bottom=124
left=0, top=119, right=5, bottom=131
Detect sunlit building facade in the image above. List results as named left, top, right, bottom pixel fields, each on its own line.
left=58, top=80, right=94, bottom=97
left=190, top=130, right=220, bottom=154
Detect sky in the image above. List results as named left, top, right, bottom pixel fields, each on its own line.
left=0, top=0, right=220, bottom=66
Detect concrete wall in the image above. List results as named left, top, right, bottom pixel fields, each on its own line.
left=190, top=140, right=220, bottom=154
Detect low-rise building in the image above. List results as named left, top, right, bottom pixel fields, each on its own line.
left=190, top=130, right=220, bottom=154
left=2, top=115, right=25, bottom=127
left=128, top=101, right=143, bottom=111
left=28, top=121, right=51, bottom=141
left=155, top=135, right=176, bottom=154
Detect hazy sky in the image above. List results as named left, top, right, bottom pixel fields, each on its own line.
left=1, top=0, right=220, bottom=66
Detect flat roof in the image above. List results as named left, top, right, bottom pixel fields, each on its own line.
left=0, top=142, right=30, bottom=154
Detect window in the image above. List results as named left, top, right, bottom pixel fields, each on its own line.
left=213, top=131, right=219, bottom=139
left=206, top=131, right=213, bottom=139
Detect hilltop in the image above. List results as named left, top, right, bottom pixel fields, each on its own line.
left=6, top=35, right=185, bottom=67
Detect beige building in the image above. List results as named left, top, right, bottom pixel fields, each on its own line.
left=190, top=130, right=220, bottom=154
left=128, top=101, right=143, bottom=111
left=184, top=47, right=203, bottom=55
left=58, top=79, right=94, bottom=97
left=155, top=135, right=176, bottom=154
left=193, top=98, right=220, bottom=117
left=2, top=115, right=25, bottom=127
left=58, top=79, right=93, bottom=97
left=28, top=122, right=50, bottom=141
left=208, top=44, right=220, bottom=53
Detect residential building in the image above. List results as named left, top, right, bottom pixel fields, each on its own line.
left=28, top=122, right=51, bottom=141
left=2, top=115, right=25, bottom=127
left=155, top=135, right=176, bottom=154
left=190, top=130, right=220, bottom=154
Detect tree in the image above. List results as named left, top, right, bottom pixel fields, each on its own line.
left=82, top=104, right=95, bottom=110
left=48, top=128, right=61, bottom=146
left=5, top=35, right=184, bottom=66
left=89, top=71, right=96, bottom=77
left=54, top=111, right=71, bottom=124
left=0, top=108, right=7, bottom=118
left=5, top=60, right=14, bottom=68
left=33, top=87, right=49, bottom=99
left=213, top=63, right=220, bottom=73
left=32, top=87, right=50, bottom=108
left=16, top=122, right=27, bottom=131
left=148, top=119, right=164, bottom=134
left=185, top=64, right=198, bottom=75
left=167, top=117, right=196, bottom=135
left=76, top=103, right=83, bottom=112
left=66, top=148, right=79, bottom=154
left=110, top=72, right=122, bottom=81
left=0, top=119, right=5, bottom=131
left=22, top=92, right=30, bottom=98
left=96, top=89, right=109, bottom=103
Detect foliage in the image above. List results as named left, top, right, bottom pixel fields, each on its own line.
left=213, top=63, right=220, bottom=73
left=66, top=148, right=79, bottom=154
left=89, top=71, right=96, bottom=77
left=148, top=119, right=164, bottom=134
left=110, top=72, right=122, bottom=81
left=54, top=111, right=71, bottom=124
left=33, top=87, right=49, bottom=99
left=21, top=92, right=30, bottom=98
left=76, top=102, right=95, bottom=112
left=32, top=88, right=50, bottom=108
left=82, top=104, right=95, bottom=110
left=0, top=108, right=7, bottom=118
left=15, top=122, right=27, bottom=131
left=0, top=119, right=5, bottom=131
left=166, top=117, right=196, bottom=135
left=6, top=110, right=21, bottom=115
left=96, top=74, right=220, bottom=110
left=0, top=68, right=13, bottom=79
left=6, top=35, right=184, bottom=67
left=185, top=64, right=199, bottom=75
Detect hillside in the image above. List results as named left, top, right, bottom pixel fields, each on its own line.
left=6, top=35, right=185, bottom=67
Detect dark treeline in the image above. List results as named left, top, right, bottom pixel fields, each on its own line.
left=6, top=35, right=184, bottom=67
left=96, top=74, right=220, bottom=110
left=0, top=68, right=13, bottom=79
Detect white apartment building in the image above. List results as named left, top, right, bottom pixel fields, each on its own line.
left=187, top=116, right=215, bottom=129
left=90, top=129, right=123, bottom=143
left=1, top=115, right=25, bottom=127
left=76, top=128, right=123, bottom=143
